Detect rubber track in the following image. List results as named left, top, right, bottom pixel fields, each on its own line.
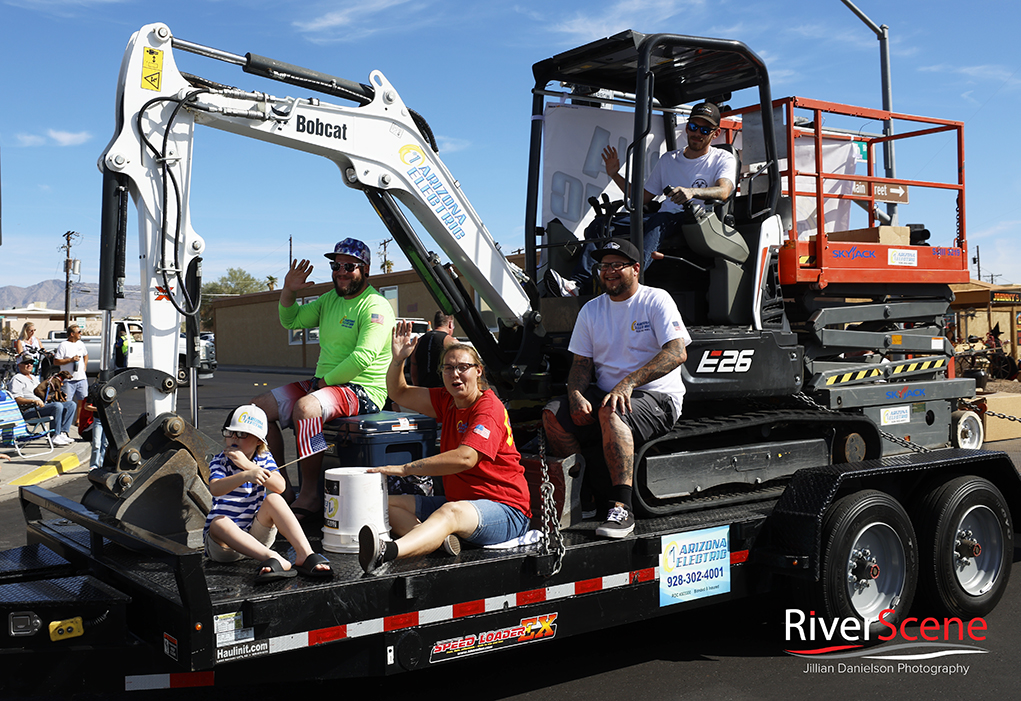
left=632, top=408, right=881, bottom=516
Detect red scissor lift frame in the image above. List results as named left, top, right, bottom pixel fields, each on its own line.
left=728, top=96, right=968, bottom=288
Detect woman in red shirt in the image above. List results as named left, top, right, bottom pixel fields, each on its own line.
left=359, top=321, right=530, bottom=573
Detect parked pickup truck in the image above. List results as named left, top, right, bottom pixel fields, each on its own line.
left=42, top=320, right=216, bottom=386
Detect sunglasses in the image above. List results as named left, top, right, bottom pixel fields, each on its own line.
left=686, top=122, right=716, bottom=136
left=222, top=429, right=251, bottom=439
left=595, top=261, right=634, bottom=272
left=330, top=261, right=364, bottom=272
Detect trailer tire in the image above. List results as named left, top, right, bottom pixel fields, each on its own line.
left=820, top=490, right=917, bottom=636
left=950, top=410, right=983, bottom=449
left=916, top=476, right=1012, bottom=618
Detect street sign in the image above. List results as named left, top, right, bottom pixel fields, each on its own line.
left=852, top=180, right=909, bottom=204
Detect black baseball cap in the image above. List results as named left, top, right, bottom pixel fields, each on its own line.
left=591, top=237, right=640, bottom=263
left=689, top=102, right=721, bottom=127
left=18, top=357, right=33, bottom=365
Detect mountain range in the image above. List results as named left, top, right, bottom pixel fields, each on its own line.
left=0, top=279, right=143, bottom=318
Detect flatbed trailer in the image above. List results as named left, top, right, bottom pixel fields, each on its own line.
left=2, top=448, right=1019, bottom=695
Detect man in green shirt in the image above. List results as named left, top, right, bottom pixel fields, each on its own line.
left=253, top=238, right=395, bottom=521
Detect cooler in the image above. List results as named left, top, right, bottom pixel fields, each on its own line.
left=322, top=411, right=438, bottom=471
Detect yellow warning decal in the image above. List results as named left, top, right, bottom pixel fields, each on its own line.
left=141, top=47, right=163, bottom=91
left=825, top=368, right=884, bottom=386
left=823, top=357, right=946, bottom=386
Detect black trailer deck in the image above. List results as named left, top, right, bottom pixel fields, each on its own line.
left=1, top=482, right=782, bottom=690
left=4, top=448, right=1020, bottom=694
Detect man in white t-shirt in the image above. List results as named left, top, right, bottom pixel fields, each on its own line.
left=53, top=323, right=89, bottom=424
left=601, top=102, right=737, bottom=269
left=543, top=238, right=691, bottom=538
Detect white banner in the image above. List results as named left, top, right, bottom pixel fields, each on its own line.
left=541, top=104, right=669, bottom=239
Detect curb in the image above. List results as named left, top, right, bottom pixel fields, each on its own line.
left=9, top=452, right=84, bottom=487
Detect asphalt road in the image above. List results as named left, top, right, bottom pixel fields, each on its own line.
left=4, top=370, right=1021, bottom=700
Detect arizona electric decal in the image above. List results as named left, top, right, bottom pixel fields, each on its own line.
left=429, top=613, right=558, bottom=663
left=696, top=349, right=754, bottom=374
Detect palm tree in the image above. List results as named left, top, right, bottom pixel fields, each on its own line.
left=266, top=275, right=278, bottom=291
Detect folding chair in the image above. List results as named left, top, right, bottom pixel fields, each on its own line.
left=0, top=389, right=55, bottom=458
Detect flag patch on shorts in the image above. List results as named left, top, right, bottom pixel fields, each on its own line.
left=472, top=424, right=490, bottom=439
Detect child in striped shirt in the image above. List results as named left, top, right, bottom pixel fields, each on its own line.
left=204, top=404, right=332, bottom=582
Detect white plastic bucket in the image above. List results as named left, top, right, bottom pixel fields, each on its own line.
left=321, top=467, right=390, bottom=553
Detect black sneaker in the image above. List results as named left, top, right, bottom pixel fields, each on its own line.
left=358, top=524, right=386, bottom=574
left=594, top=503, right=635, bottom=538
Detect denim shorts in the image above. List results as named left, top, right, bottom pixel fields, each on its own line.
left=415, top=495, right=529, bottom=546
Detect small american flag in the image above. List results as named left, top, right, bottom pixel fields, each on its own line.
left=472, top=424, right=490, bottom=440
left=297, top=416, right=328, bottom=458
left=672, top=321, right=681, bottom=331
left=370, top=313, right=384, bottom=325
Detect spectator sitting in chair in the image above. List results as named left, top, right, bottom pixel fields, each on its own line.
left=7, top=358, right=77, bottom=446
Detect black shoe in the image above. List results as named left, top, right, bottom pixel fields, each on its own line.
left=594, top=503, right=635, bottom=538
left=358, top=525, right=386, bottom=574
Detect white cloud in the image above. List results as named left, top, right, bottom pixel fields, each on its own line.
left=15, top=133, right=46, bottom=147
left=293, top=0, right=429, bottom=42
left=4, top=0, right=127, bottom=17
left=919, top=64, right=1021, bottom=87
left=969, top=220, right=1021, bottom=241
left=47, top=129, right=91, bottom=147
left=436, top=135, right=471, bottom=154
left=550, top=0, right=702, bottom=42
left=11, top=130, right=92, bottom=147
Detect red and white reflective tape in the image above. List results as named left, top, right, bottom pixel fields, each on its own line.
left=125, top=671, right=215, bottom=691
left=126, top=551, right=748, bottom=689
left=264, top=566, right=660, bottom=656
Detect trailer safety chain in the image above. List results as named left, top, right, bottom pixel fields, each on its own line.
left=537, top=427, right=566, bottom=576
left=961, top=400, right=1021, bottom=424
left=793, top=392, right=932, bottom=454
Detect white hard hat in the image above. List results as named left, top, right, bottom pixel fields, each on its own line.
left=223, top=404, right=269, bottom=442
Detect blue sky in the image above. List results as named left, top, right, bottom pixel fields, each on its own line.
left=1, top=0, right=1019, bottom=298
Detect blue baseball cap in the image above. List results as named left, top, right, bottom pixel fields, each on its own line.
left=325, top=238, right=371, bottom=267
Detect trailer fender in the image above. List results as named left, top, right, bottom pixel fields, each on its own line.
left=752, top=448, right=1021, bottom=580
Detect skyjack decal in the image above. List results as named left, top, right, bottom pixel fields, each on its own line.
left=832, top=247, right=877, bottom=261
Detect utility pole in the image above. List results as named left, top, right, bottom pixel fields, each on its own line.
left=972, top=244, right=981, bottom=282
left=61, top=230, right=81, bottom=328
left=841, top=0, right=897, bottom=225
left=379, top=238, right=394, bottom=274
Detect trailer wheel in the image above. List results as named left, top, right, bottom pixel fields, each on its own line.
left=950, top=410, right=983, bottom=449
left=820, top=490, right=917, bottom=634
left=916, top=476, right=1012, bottom=618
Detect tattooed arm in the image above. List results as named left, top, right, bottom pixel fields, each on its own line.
left=567, top=354, right=597, bottom=426
left=602, top=339, right=687, bottom=414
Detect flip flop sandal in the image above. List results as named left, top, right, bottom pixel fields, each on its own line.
left=295, top=552, right=333, bottom=578
left=255, top=558, right=296, bottom=584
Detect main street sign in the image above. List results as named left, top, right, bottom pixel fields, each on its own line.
left=852, top=180, right=910, bottom=204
